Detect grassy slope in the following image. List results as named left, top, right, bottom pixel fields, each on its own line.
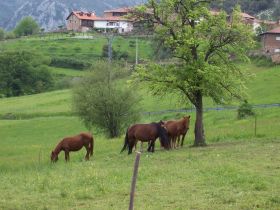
left=0, top=63, right=279, bottom=117
left=0, top=36, right=153, bottom=61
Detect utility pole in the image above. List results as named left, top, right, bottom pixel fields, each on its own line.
left=107, top=34, right=114, bottom=63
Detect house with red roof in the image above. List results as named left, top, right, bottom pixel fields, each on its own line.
left=66, top=8, right=133, bottom=33
left=260, top=27, right=280, bottom=63
left=260, top=27, right=280, bottom=53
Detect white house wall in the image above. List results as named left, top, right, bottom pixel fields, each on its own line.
left=94, top=20, right=133, bottom=33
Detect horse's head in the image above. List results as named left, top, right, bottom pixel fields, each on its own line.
left=158, top=120, right=170, bottom=150
left=183, top=115, right=191, bottom=129
left=51, top=151, right=58, bottom=163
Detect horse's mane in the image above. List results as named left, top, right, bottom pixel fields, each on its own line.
left=53, top=141, right=63, bottom=154
left=153, top=122, right=169, bottom=147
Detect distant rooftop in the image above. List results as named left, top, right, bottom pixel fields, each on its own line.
left=67, top=11, right=129, bottom=21
left=261, top=27, right=280, bottom=35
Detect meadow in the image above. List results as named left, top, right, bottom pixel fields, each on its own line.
left=0, top=35, right=153, bottom=62
left=0, top=36, right=280, bottom=209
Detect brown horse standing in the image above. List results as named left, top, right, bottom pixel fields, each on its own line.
left=51, top=132, right=94, bottom=162
left=120, top=121, right=170, bottom=154
left=165, top=116, right=190, bottom=149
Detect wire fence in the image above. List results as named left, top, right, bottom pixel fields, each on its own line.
left=141, top=103, right=280, bottom=116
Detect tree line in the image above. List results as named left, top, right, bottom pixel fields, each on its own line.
left=211, top=0, right=280, bottom=20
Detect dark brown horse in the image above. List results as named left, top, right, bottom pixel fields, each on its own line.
left=165, top=116, right=190, bottom=149
left=51, top=132, right=94, bottom=162
left=120, top=121, right=170, bottom=154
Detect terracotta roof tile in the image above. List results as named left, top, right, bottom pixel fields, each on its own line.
left=241, top=12, right=255, bottom=19
left=266, top=27, right=280, bottom=34
left=67, top=11, right=130, bottom=21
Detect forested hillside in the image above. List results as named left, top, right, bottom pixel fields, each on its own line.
left=211, top=0, right=280, bottom=20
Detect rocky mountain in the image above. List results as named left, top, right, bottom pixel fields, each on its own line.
left=0, top=0, right=146, bottom=31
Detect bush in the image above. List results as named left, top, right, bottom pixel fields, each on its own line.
left=0, top=51, right=53, bottom=97
left=14, top=16, right=39, bottom=37
left=5, top=32, right=16, bottom=39
left=73, top=61, right=140, bottom=137
left=237, top=100, right=255, bottom=119
left=50, top=57, right=91, bottom=70
left=250, top=55, right=275, bottom=67
left=102, top=44, right=130, bottom=61
left=0, top=28, right=5, bottom=41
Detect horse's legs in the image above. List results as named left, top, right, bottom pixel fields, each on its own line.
left=134, top=141, right=137, bottom=151
left=128, top=140, right=135, bottom=155
left=147, top=140, right=155, bottom=152
left=140, top=142, right=143, bottom=152
left=181, top=132, right=187, bottom=147
left=147, top=141, right=152, bottom=152
left=171, top=137, right=176, bottom=149
left=65, top=150, right=70, bottom=162
left=151, top=141, right=155, bottom=152
left=84, top=146, right=90, bottom=161
left=176, top=135, right=181, bottom=148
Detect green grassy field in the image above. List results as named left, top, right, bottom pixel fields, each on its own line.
left=0, top=117, right=279, bottom=209
left=0, top=35, right=153, bottom=62
left=0, top=37, right=280, bottom=209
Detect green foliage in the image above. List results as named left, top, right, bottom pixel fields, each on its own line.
left=0, top=28, right=4, bottom=41
left=211, top=0, right=275, bottom=14
left=237, top=100, right=255, bottom=119
left=4, top=31, right=15, bottom=39
left=0, top=51, right=53, bottom=97
left=14, top=16, right=40, bottom=37
left=250, top=55, right=275, bottom=67
left=102, top=44, right=129, bottom=61
left=50, top=57, right=91, bottom=70
left=73, top=61, right=140, bottom=137
left=132, top=1, right=255, bottom=144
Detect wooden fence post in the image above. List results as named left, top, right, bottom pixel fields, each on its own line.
left=129, top=152, right=141, bottom=210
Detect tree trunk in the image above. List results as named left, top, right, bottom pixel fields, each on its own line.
left=194, top=91, right=206, bottom=146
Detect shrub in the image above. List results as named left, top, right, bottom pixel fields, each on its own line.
left=5, top=32, right=16, bottom=39
left=14, top=16, right=40, bottom=37
left=0, top=51, right=53, bottom=97
left=237, top=100, right=255, bottom=119
left=50, top=57, right=91, bottom=70
left=73, top=61, right=140, bottom=137
left=0, top=28, right=5, bottom=41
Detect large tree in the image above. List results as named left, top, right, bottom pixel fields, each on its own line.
left=132, top=0, right=254, bottom=146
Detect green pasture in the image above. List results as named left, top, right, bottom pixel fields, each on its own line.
left=0, top=36, right=280, bottom=209
left=0, top=117, right=279, bottom=209
left=0, top=35, right=153, bottom=62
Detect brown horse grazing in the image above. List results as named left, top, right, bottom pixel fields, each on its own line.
left=51, top=133, right=94, bottom=162
left=164, top=116, right=190, bottom=149
left=120, top=121, right=170, bottom=154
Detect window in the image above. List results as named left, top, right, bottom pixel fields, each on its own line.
left=276, top=37, right=280, bottom=41
left=275, top=49, right=280, bottom=53
left=106, top=22, right=119, bottom=27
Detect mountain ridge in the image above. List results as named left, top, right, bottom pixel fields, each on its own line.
left=0, top=0, right=146, bottom=31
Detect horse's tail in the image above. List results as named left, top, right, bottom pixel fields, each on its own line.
left=120, top=130, right=129, bottom=153
left=90, top=135, right=94, bottom=156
